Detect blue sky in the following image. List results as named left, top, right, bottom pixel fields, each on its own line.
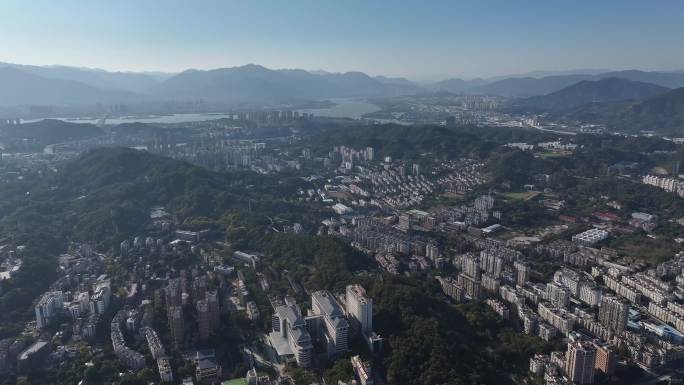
left=1, top=0, right=683, bottom=80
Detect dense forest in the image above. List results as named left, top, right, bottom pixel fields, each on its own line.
left=360, top=276, right=550, bottom=385
left=304, top=123, right=555, bottom=160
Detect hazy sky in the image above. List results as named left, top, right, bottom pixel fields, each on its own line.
left=1, top=0, right=683, bottom=80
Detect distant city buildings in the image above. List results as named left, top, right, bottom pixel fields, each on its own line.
left=268, top=284, right=381, bottom=369
left=197, top=290, right=220, bottom=341
left=565, top=339, right=596, bottom=385
left=485, top=298, right=509, bottom=320
left=311, top=290, right=350, bottom=357
left=642, top=174, right=684, bottom=198
left=35, top=291, right=64, bottom=329
left=598, top=296, right=629, bottom=334
left=142, top=327, right=165, bottom=359
left=351, top=355, right=374, bottom=385
left=514, top=261, right=530, bottom=286
left=572, top=228, right=609, bottom=246
left=11, top=112, right=684, bottom=384
left=157, top=357, right=174, bottom=383
left=346, top=285, right=372, bottom=335
left=167, top=306, right=184, bottom=345
left=193, top=350, right=222, bottom=383
left=629, top=212, right=657, bottom=232
left=594, top=342, right=615, bottom=376
left=90, top=281, right=111, bottom=315
left=546, top=282, right=571, bottom=308
left=270, top=301, right=313, bottom=368
left=436, top=276, right=465, bottom=302
left=111, top=310, right=145, bottom=370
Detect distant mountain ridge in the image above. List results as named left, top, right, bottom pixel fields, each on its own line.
left=613, top=87, right=684, bottom=133
left=468, top=74, right=593, bottom=97
left=0, top=66, right=142, bottom=106
left=465, top=70, right=684, bottom=97
left=2, top=60, right=684, bottom=107
left=556, top=87, right=684, bottom=134
left=489, top=68, right=612, bottom=80
left=429, top=78, right=488, bottom=93
left=148, top=64, right=422, bottom=103
left=0, top=62, right=170, bottom=92
left=517, top=78, right=670, bottom=111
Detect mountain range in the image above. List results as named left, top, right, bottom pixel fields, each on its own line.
left=515, top=78, right=671, bottom=111
left=148, top=64, right=422, bottom=103
left=612, top=88, right=684, bottom=133
left=0, top=62, right=170, bottom=92
left=557, top=87, right=684, bottom=134
left=0, top=67, right=141, bottom=106
left=428, top=78, right=489, bottom=93
left=454, top=71, right=684, bottom=97
left=1, top=61, right=684, bottom=107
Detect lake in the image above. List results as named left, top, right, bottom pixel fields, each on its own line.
left=23, top=99, right=381, bottom=125
left=299, top=98, right=380, bottom=119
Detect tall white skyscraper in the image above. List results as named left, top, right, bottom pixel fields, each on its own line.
left=35, top=291, right=64, bottom=329
left=346, top=284, right=373, bottom=334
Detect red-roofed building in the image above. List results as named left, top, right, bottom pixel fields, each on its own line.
left=593, top=212, right=620, bottom=222
left=559, top=215, right=578, bottom=223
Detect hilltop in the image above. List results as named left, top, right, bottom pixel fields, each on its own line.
left=0, top=66, right=141, bottom=106
left=0, top=119, right=104, bottom=150
left=559, top=87, right=684, bottom=134
left=517, top=78, right=670, bottom=111
left=0, top=147, right=308, bottom=245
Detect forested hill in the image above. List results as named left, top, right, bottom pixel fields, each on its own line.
left=559, top=87, right=684, bottom=134
left=0, top=147, right=309, bottom=246
left=0, top=119, right=104, bottom=150
left=359, top=276, right=547, bottom=385
left=517, top=77, right=669, bottom=111
left=305, top=123, right=556, bottom=160
left=608, top=87, right=684, bottom=134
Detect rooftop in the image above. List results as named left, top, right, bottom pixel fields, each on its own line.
left=19, top=341, right=49, bottom=360
left=312, top=290, right=345, bottom=318
left=276, top=304, right=305, bottom=328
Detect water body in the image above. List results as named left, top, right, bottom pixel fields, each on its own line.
left=24, top=113, right=236, bottom=125
left=22, top=99, right=381, bottom=125
left=298, top=98, right=380, bottom=119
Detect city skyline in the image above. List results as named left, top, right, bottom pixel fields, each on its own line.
left=2, top=0, right=684, bottom=80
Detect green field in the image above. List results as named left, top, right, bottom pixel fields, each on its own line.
left=538, top=151, right=570, bottom=158
left=608, top=235, right=679, bottom=264
left=503, top=191, right=541, bottom=201
left=222, top=379, right=247, bottom=385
